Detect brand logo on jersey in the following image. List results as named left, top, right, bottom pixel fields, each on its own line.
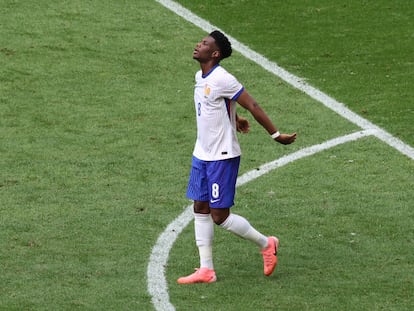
left=204, top=84, right=211, bottom=97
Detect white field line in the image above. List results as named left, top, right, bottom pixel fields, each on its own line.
left=149, top=1, right=414, bottom=310
left=155, top=0, right=414, bottom=160
left=147, top=130, right=375, bottom=311
left=236, top=129, right=377, bottom=186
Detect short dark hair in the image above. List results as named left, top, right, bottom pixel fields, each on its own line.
left=209, top=30, right=232, bottom=60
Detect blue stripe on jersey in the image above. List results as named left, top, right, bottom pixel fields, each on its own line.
left=225, top=98, right=231, bottom=119
left=232, top=86, right=244, bottom=100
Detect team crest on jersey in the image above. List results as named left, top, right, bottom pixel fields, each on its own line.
left=204, top=84, right=211, bottom=97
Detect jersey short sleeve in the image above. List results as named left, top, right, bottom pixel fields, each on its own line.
left=216, top=72, right=244, bottom=101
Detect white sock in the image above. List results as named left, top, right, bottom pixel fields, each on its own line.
left=220, top=213, right=268, bottom=249
left=194, top=213, right=214, bottom=269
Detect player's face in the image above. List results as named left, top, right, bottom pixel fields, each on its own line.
left=193, top=36, right=219, bottom=62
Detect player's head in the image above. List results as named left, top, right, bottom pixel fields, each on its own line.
left=193, top=30, right=232, bottom=63
left=209, top=30, right=232, bottom=60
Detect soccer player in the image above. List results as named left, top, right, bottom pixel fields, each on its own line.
left=177, top=30, right=297, bottom=284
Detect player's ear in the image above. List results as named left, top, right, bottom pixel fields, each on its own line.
left=212, top=50, right=221, bottom=59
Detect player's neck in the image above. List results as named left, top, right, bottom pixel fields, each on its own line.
left=200, top=61, right=220, bottom=76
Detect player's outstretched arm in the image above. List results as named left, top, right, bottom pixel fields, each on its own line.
left=236, top=89, right=296, bottom=145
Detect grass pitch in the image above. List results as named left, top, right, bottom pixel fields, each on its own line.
left=1, top=0, right=413, bottom=310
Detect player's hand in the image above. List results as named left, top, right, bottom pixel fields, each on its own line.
left=236, top=116, right=250, bottom=133
left=275, top=133, right=297, bottom=145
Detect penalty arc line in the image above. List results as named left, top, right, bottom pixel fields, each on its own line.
left=147, top=129, right=376, bottom=311
left=149, top=0, right=414, bottom=310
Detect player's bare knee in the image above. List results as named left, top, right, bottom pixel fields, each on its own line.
left=211, top=209, right=230, bottom=225
left=193, top=201, right=210, bottom=214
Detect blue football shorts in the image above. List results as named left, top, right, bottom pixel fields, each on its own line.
left=186, top=156, right=241, bottom=208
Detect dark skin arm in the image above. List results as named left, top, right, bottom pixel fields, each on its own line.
left=236, top=90, right=297, bottom=144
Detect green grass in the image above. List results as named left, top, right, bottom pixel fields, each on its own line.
left=176, top=0, right=414, bottom=147
left=1, top=0, right=413, bottom=310
left=169, top=138, right=414, bottom=311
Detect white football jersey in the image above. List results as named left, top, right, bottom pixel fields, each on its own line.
left=192, top=65, right=244, bottom=161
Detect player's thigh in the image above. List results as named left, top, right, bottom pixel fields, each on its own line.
left=186, top=156, right=209, bottom=202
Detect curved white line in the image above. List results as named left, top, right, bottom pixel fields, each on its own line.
left=155, top=0, right=414, bottom=160
left=150, top=1, right=414, bottom=309
left=147, top=205, right=192, bottom=311
left=147, top=130, right=374, bottom=311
